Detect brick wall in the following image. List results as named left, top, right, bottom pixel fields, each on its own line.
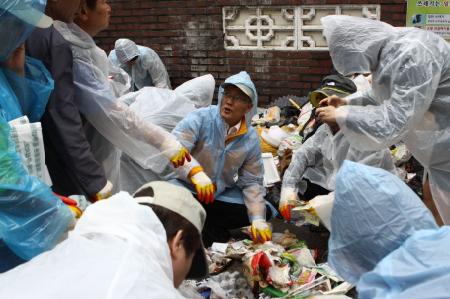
left=96, top=0, right=406, bottom=106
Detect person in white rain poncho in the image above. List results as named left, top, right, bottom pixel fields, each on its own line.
left=52, top=0, right=190, bottom=191
left=0, top=181, right=208, bottom=299
left=118, top=74, right=215, bottom=193
left=109, top=38, right=171, bottom=90
left=316, top=15, right=450, bottom=225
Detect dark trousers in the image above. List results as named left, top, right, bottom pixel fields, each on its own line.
left=201, top=201, right=272, bottom=247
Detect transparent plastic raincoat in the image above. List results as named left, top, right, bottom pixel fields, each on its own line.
left=118, top=74, right=215, bottom=193
left=357, top=226, right=450, bottom=299
left=109, top=39, right=171, bottom=90
left=328, top=161, right=437, bottom=284
left=54, top=22, right=183, bottom=190
left=0, top=0, right=72, bottom=267
left=322, top=15, right=450, bottom=224
left=282, top=124, right=396, bottom=195
left=0, top=192, right=187, bottom=299
left=172, top=71, right=266, bottom=221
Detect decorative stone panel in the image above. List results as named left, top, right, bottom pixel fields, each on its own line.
left=223, top=5, right=380, bottom=51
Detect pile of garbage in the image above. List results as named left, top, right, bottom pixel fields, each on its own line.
left=181, top=231, right=352, bottom=299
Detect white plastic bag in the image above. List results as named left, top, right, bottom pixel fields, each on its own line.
left=8, top=116, right=51, bottom=185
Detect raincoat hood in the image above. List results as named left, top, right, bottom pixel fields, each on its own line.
left=115, top=38, right=140, bottom=65
left=218, top=71, right=258, bottom=127
left=321, top=15, right=396, bottom=76
left=175, top=74, right=214, bottom=108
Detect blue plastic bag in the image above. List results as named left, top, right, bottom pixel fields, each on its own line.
left=328, top=160, right=437, bottom=284
left=0, top=114, right=72, bottom=261
left=358, top=227, right=450, bottom=299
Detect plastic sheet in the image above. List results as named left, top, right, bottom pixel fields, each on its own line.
left=125, top=74, right=214, bottom=132
left=328, top=161, right=437, bottom=284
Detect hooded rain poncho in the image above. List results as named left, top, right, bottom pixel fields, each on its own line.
left=172, top=71, right=266, bottom=221
left=322, top=15, right=450, bottom=224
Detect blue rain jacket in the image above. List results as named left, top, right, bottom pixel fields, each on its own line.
left=328, top=160, right=437, bottom=284
left=172, top=71, right=266, bottom=221
left=358, top=226, right=450, bottom=299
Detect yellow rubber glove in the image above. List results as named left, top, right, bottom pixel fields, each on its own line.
left=160, top=137, right=191, bottom=168
left=92, top=180, right=113, bottom=202
left=251, top=219, right=272, bottom=243
left=190, top=170, right=215, bottom=204
left=170, top=146, right=191, bottom=168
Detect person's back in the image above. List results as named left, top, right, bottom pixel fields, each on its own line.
left=26, top=1, right=108, bottom=199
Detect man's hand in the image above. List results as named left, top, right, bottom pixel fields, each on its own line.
left=190, top=171, right=215, bottom=204
left=2, top=44, right=26, bottom=76
left=92, top=180, right=113, bottom=202
left=251, top=219, right=272, bottom=243
left=279, top=187, right=299, bottom=222
left=169, top=146, right=191, bottom=168
left=316, top=106, right=338, bottom=126
left=160, top=137, right=192, bottom=168
left=319, top=95, right=347, bottom=108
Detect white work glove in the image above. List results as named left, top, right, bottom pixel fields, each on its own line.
left=190, top=169, right=215, bottom=204
left=160, top=137, right=191, bottom=168
left=279, top=187, right=299, bottom=222
left=93, top=180, right=113, bottom=202
left=251, top=219, right=272, bottom=243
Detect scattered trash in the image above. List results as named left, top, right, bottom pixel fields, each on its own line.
left=190, top=231, right=350, bottom=299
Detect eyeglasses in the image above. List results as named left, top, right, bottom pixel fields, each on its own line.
left=223, top=91, right=251, bottom=104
